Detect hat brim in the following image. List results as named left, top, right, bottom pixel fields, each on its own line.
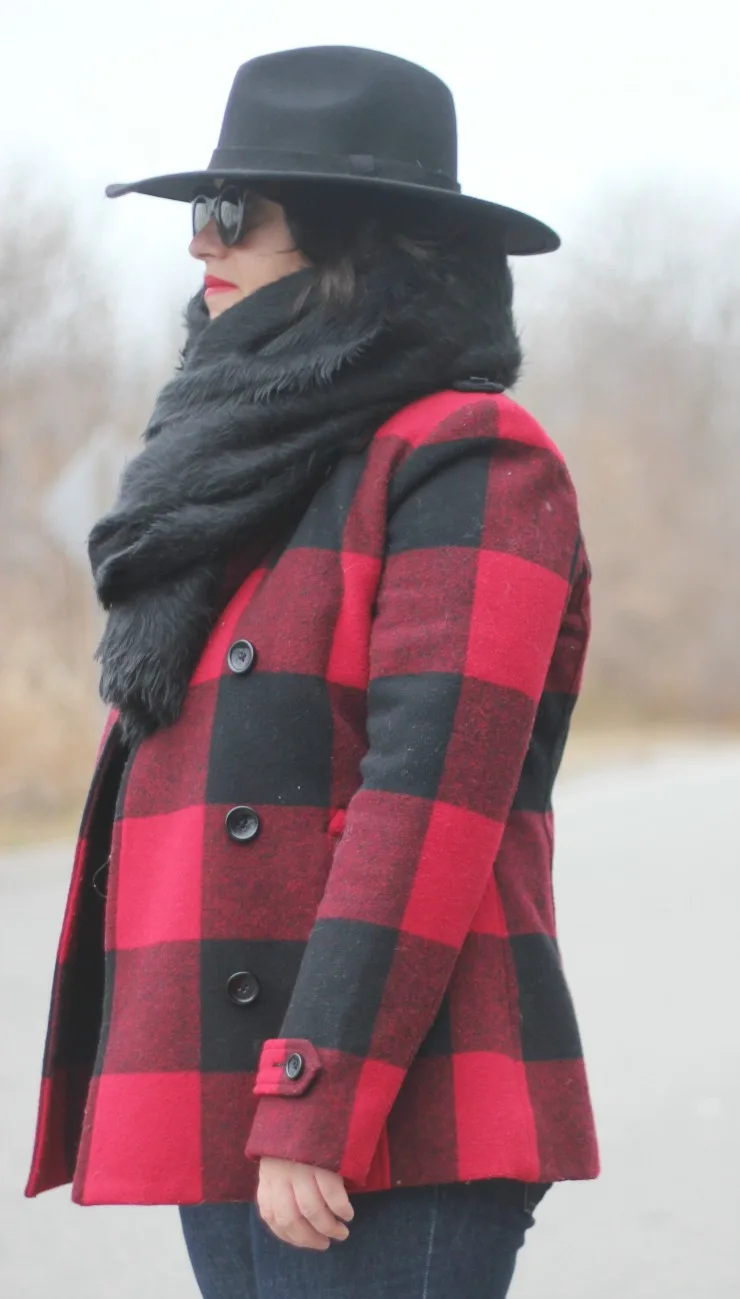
left=105, top=169, right=560, bottom=256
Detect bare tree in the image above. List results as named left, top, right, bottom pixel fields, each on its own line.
left=515, top=181, right=740, bottom=725
left=2, top=172, right=739, bottom=829
left=0, top=170, right=178, bottom=823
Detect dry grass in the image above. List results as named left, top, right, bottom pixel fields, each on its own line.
left=559, top=720, right=740, bottom=778
left=3, top=179, right=740, bottom=848
left=0, top=584, right=105, bottom=845
left=1, top=694, right=737, bottom=851
left=2, top=572, right=737, bottom=851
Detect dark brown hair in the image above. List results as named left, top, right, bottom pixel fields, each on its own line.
left=252, top=181, right=522, bottom=389
left=259, top=181, right=514, bottom=305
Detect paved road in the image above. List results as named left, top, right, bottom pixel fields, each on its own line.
left=2, top=745, right=739, bottom=1297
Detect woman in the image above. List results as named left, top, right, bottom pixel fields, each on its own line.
left=25, top=45, right=598, bottom=1299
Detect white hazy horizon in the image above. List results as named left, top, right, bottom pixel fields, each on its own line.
left=2, top=0, right=738, bottom=332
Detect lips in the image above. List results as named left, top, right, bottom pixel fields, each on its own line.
left=204, top=274, right=238, bottom=293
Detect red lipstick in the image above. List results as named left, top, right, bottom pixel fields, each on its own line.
left=204, top=274, right=238, bottom=295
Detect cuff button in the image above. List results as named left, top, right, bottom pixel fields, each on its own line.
left=284, top=1052, right=305, bottom=1081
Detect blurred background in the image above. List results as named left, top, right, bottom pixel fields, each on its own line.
left=2, top=0, right=740, bottom=831
left=1, top=2, right=739, bottom=1296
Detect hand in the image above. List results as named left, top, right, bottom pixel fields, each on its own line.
left=257, top=1157, right=355, bottom=1251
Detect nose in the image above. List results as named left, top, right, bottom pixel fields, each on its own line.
left=189, top=217, right=226, bottom=261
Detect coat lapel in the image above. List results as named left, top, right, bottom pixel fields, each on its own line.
left=24, top=720, right=127, bottom=1196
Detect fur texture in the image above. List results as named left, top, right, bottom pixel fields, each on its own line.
left=88, top=247, right=522, bottom=744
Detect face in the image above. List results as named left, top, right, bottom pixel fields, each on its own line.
left=189, top=191, right=310, bottom=318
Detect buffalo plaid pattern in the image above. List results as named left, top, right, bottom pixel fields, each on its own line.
left=26, top=391, right=599, bottom=1205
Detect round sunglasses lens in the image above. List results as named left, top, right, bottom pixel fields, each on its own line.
left=192, top=197, right=210, bottom=236
left=217, top=190, right=243, bottom=244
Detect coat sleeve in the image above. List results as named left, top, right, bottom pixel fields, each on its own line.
left=245, top=399, right=583, bottom=1183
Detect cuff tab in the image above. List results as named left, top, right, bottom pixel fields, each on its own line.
left=253, top=1038, right=322, bottom=1096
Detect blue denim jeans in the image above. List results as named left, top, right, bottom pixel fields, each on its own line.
left=179, top=1179, right=540, bottom=1299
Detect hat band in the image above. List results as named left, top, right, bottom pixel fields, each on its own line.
left=207, top=145, right=461, bottom=193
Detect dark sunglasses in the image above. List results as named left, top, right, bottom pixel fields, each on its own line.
left=191, top=186, right=262, bottom=247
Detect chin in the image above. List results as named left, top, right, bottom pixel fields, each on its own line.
left=206, top=291, right=241, bottom=319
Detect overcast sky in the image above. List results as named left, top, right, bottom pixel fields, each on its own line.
left=2, top=0, right=738, bottom=331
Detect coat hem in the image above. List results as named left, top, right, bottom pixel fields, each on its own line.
left=67, top=1165, right=599, bottom=1206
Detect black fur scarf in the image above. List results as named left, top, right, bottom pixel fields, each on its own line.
left=88, top=247, right=521, bottom=746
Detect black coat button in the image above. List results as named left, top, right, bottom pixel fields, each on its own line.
left=285, top=1052, right=305, bottom=1081
left=225, top=805, right=261, bottom=842
left=227, top=640, right=256, bottom=674
left=227, top=971, right=261, bottom=1006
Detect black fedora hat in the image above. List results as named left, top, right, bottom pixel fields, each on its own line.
left=106, top=45, right=560, bottom=257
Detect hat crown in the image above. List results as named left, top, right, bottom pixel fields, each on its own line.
left=104, top=44, right=560, bottom=257
left=214, top=46, right=458, bottom=187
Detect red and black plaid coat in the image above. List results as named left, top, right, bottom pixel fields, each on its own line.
left=26, top=390, right=599, bottom=1205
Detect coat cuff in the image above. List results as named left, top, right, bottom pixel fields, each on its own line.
left=246, top=1041, right=404, bottom=1184
left=252, top=1039, right=322, bottom=1097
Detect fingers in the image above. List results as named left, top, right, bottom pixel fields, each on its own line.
left=293, top=1171, right=351, bottom=1242
left=314, top=1167, right=355, bottom=1224
left=261, top=1181, right=332, bottom=1252
left=257, top=1160, right=356, bottom=1253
